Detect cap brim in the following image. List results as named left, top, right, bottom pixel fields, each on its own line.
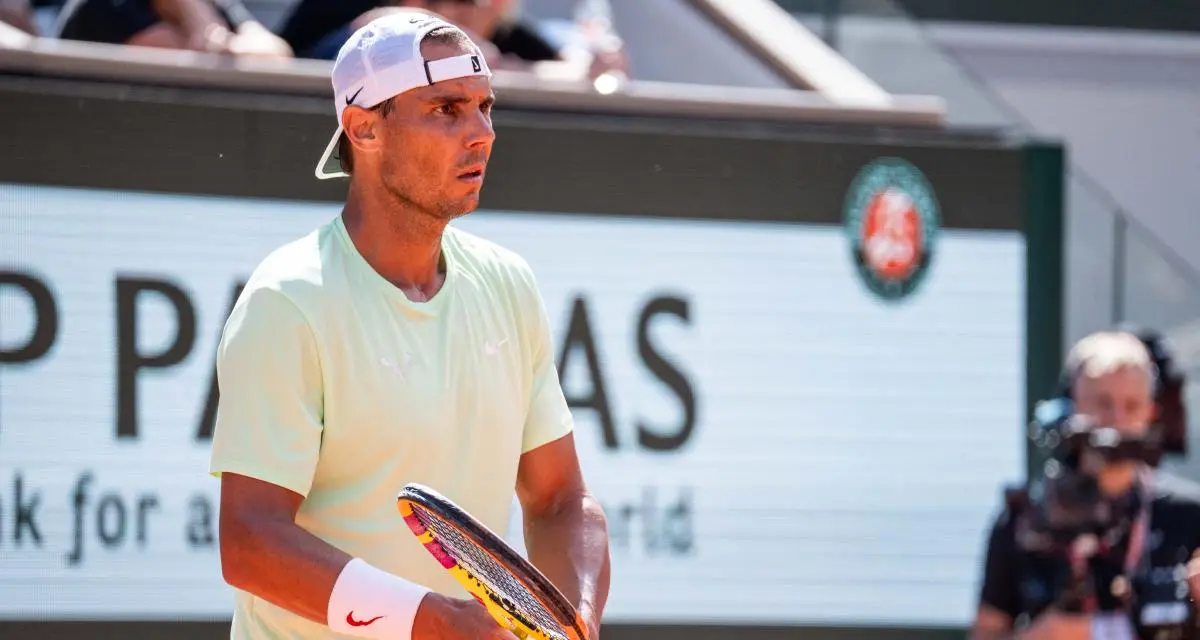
left=315, top=125, right=348, bottom=180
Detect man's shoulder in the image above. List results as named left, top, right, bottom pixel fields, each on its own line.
left=1149, top=470, right=1200, bottom=550
left=236, top=224, right=332, bottom=315
left=1153, top=469, right=1200, bottom=510
left=982, top=487, right=1029, bottom=545
left=445, top=224, right=536, bottom=284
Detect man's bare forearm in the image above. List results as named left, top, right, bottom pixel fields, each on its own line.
left=221, top=513, right=353, bottom=624
left=523, top=490, right=611, bottom=630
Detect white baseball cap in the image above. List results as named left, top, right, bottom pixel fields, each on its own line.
left=315, top=10, right=493, bottom=180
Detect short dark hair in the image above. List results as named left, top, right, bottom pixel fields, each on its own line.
left=424, top=24, right=475, bottom=49
left=337, top=25, right=476, bottom=176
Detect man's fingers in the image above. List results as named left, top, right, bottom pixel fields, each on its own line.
left=475, top=613, right=518, bottom=639
left=475, top=608, right=520, bottom=639
left=459, top=597, right=522, bottom=639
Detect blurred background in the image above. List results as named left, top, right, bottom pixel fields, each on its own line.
left=0, top=0, right=1196, bottom=638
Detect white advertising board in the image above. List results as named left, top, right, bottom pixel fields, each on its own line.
left=0, top=182, right=1025, bottom=626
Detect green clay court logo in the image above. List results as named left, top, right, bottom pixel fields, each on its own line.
left=843, top=157, right=941, bottom=301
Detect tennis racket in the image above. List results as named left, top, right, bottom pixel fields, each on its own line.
left=396, top=483, right=590, bottom=640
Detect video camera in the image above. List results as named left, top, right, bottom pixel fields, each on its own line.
left=1003, top=403, right=1160, bottom=614
left=1020, top=402, right=1160, bottom=545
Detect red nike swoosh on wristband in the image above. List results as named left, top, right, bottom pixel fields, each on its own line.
left=346, top=612, right=385, bottom=627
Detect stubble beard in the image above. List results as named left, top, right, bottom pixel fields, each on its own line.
left=383, top=176, right=476, bottom=233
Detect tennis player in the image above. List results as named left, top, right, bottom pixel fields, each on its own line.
left=209, top=11, right=610, bottom=640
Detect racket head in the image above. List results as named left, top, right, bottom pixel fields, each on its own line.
left=396, top=483, right=590, bottom=640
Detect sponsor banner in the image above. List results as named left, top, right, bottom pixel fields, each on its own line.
left=0, top=178, right=1025, bottom=626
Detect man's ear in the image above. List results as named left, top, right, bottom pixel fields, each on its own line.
left=343, top=107, right=383, bottom=155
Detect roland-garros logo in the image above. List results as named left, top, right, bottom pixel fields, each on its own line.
left=843, top=157, right=941, bottom=302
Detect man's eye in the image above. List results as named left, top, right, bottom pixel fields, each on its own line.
left=437, top=104, right=455, bottom=115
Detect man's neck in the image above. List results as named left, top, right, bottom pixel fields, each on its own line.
left=342, top=184, right=448, bottom=301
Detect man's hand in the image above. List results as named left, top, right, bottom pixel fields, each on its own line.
left=413, top=592, right=520, bottom=640
left=226, top=21, right=293, bottom=58
left=587, top=46, right=628, bottom=82
left=184, top=21, right=234, bottom=53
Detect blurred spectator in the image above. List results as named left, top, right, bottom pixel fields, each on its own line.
left=277, top=0, right=515, bottom=64
left=277, top=0, right=626, bottom=85
left=444, top=0, right=560, bottom=64
left=0, top=0, right=37, bottom=34
left=275, top=0, right=418, bottom=62
left=56, top=0, right=292, bottom=57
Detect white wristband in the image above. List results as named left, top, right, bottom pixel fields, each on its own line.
left=327, top=558, right=432, bottom=639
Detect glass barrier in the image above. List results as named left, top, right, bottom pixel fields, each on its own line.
left=776, top=0, right=1016, bottom=130
left=1119, top=217, right=1200, bottom=480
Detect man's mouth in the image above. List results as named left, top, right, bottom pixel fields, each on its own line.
left=458, top=165, right=485, bottom=181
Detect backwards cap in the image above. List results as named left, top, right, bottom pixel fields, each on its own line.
left=315, top=10, right=492, bottom=180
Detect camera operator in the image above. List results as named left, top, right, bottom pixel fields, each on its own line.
left=971, top=330, right=1200, bottom=640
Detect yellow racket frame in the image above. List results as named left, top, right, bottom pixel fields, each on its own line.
left=396, top=490, right=589, bottom=640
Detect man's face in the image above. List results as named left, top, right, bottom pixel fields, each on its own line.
left=367, top=38, right=495, bottom=222
left=1073, top=366, right=1156, bottom=439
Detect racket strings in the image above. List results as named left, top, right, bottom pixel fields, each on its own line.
left=412, top=505, right=568, bottom=639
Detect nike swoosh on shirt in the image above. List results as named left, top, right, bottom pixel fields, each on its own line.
left=485, top=337, right=509, bottom=355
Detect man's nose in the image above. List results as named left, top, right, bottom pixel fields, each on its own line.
left=1101, top=409, right=1121, bottom=427
left=465, top=110, right=495, bottom=148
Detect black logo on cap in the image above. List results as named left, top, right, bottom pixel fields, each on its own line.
left=471, top=56, right=481, bottom=73
left=346, top=86, right=364, bottom=106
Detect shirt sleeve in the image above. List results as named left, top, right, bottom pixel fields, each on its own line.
left=208, top=284, right=324, bottom=497
left=519, top=270, right=574, bottom=454
left=979, top=509, right=1021, bottom=618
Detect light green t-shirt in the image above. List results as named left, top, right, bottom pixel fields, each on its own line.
left=209, top=215, right=574, bottom=640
